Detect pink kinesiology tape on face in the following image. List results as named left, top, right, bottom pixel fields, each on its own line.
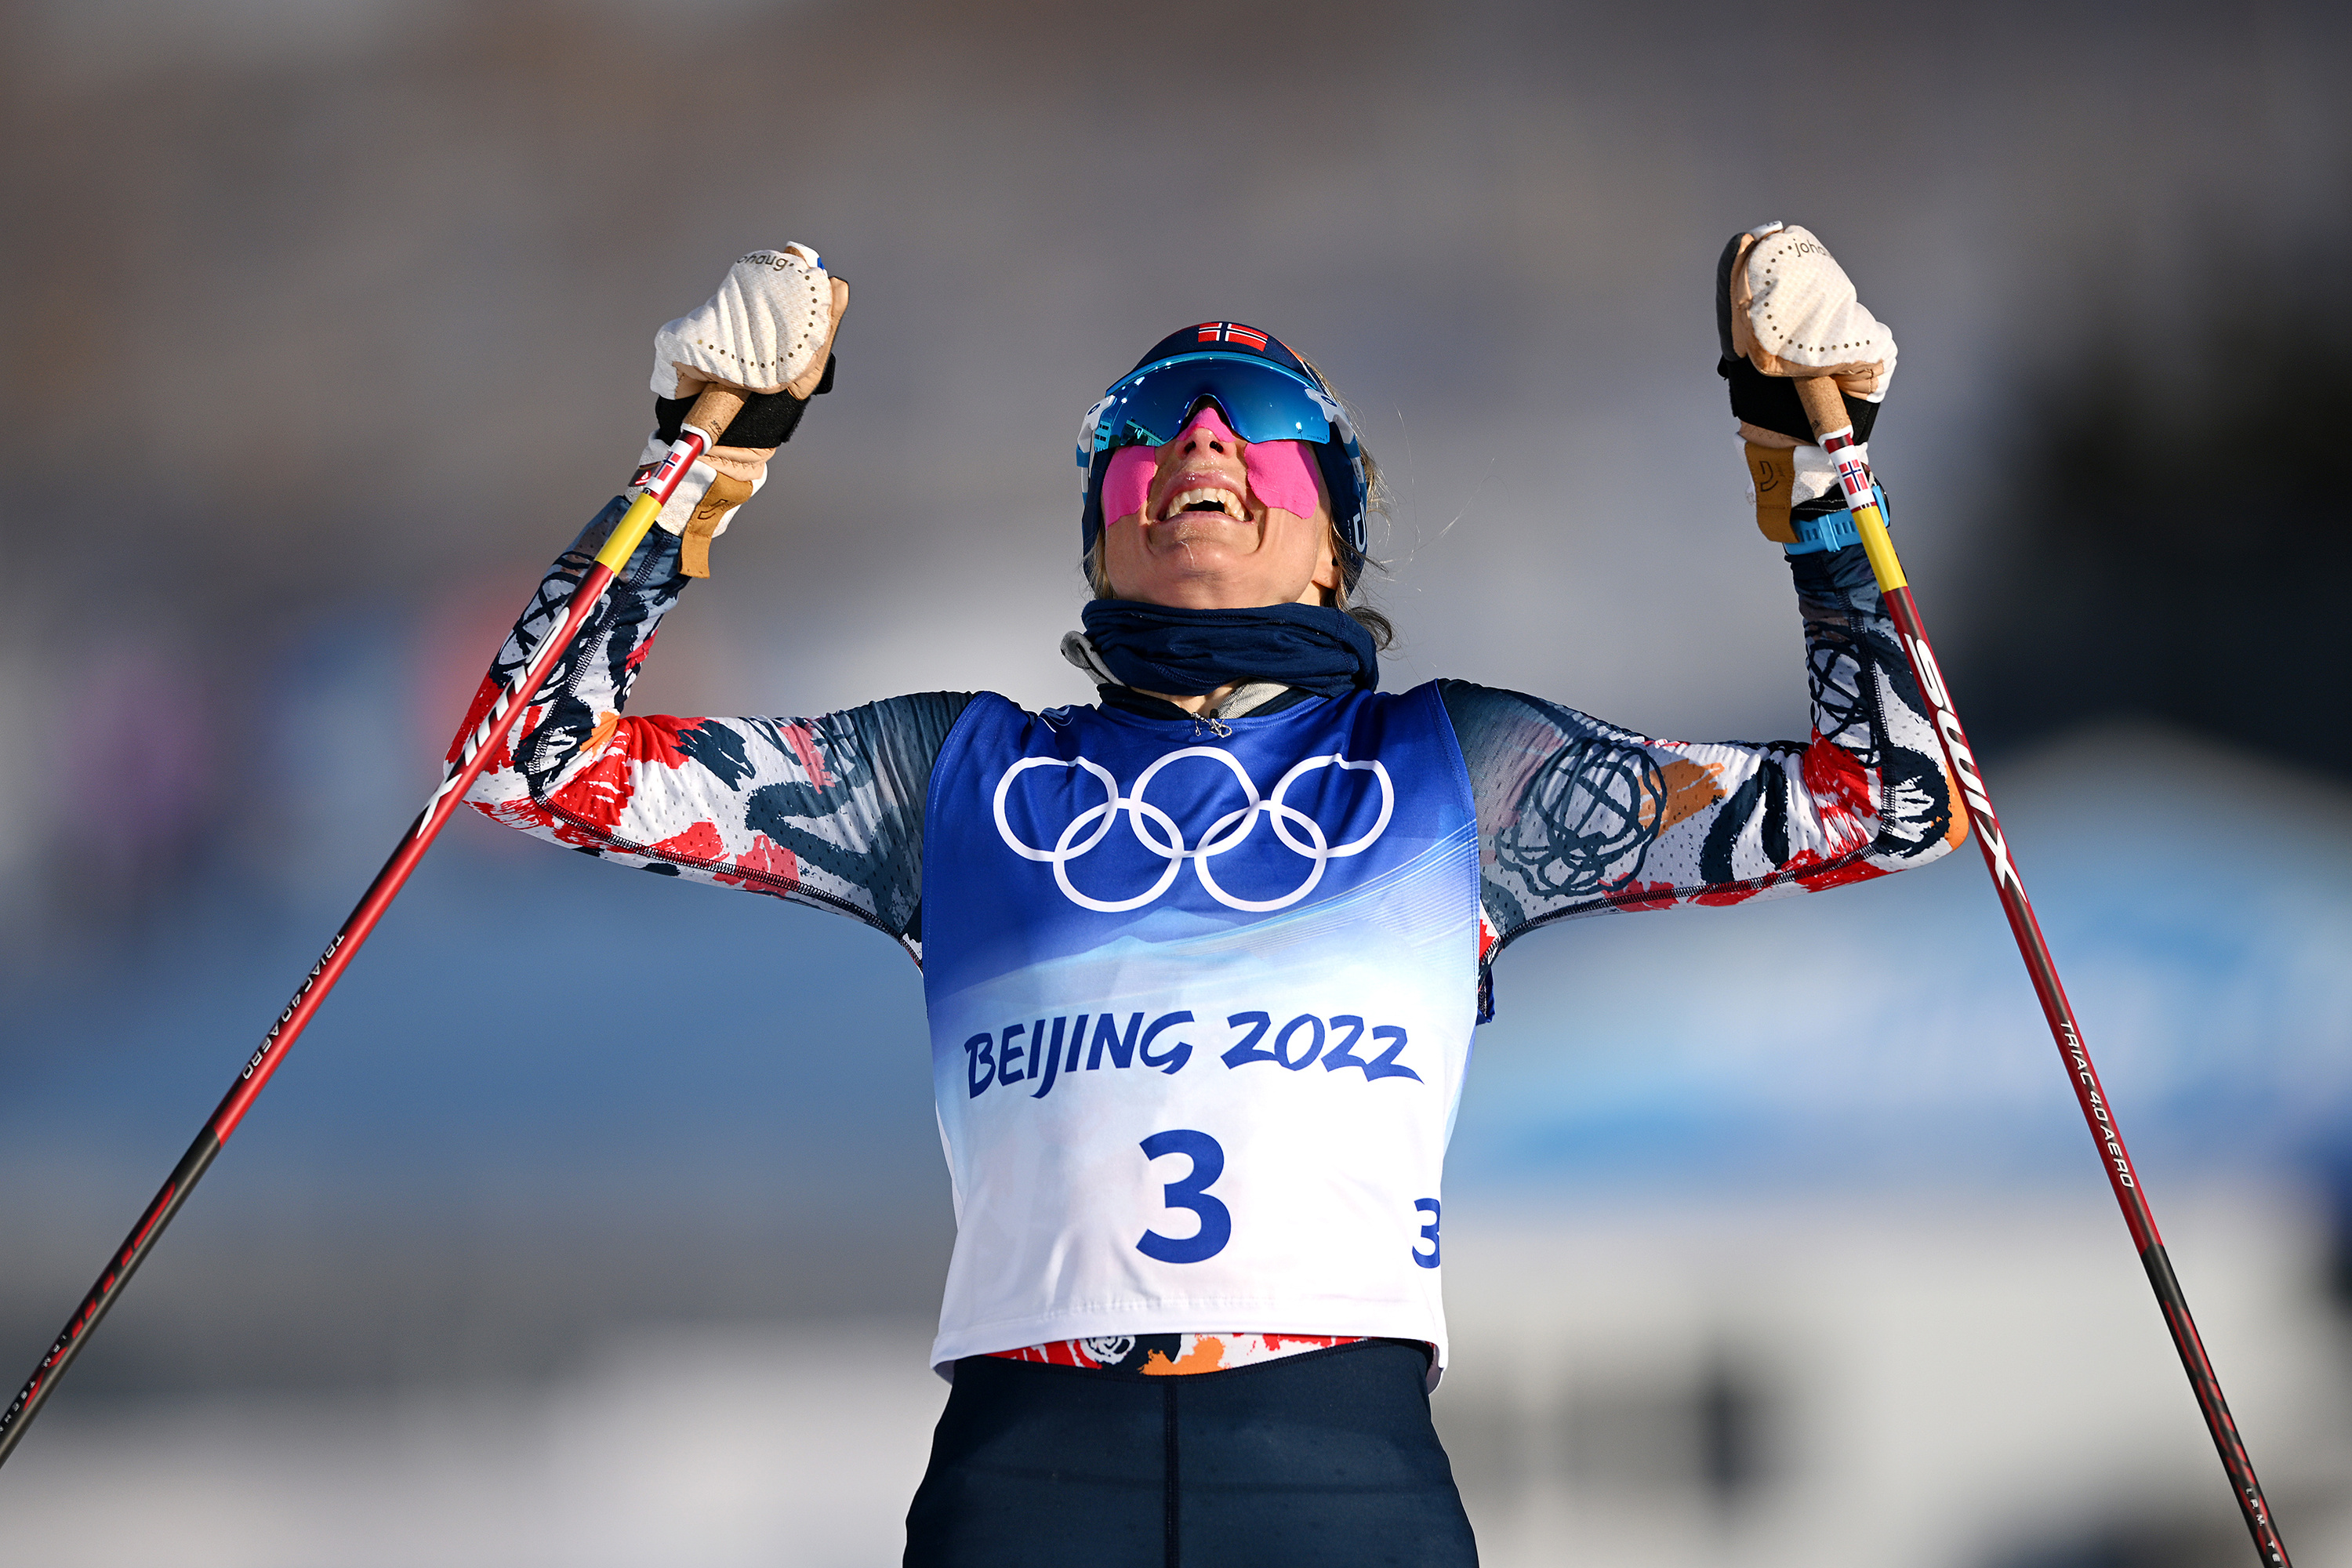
left=1102, top=445, right=1157, bottom=528
left=1242, top=437, right=1320, bottom=519
left=1100, top=407, right=1324, bottom=525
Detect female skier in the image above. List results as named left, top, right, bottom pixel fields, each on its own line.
left=459, top=226, right=1957, bottom=1565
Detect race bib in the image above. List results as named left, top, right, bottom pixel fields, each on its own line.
left=921, top=686, right=1479, bottom=1377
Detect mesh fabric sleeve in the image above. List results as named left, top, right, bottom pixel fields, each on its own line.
left=456, top=496, right=974, bottom=958
left=1442, top=539, right=1962, bottom=1014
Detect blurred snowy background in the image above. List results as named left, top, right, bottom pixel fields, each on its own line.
left=2, top=1, right=2349, bottom=1563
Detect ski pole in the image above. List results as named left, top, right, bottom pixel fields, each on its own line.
left=1794, top=376, right=2290, bottom=1566
left=0, top=383, right=749, bottom=1471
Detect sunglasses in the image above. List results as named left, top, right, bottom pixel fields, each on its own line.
left=1077, top=350, right=1368, bottom=562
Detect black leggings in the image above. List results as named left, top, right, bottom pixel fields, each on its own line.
left=903, top=1339, right=1478, bottom=1567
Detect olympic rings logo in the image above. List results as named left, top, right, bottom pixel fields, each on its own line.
left=993, top=747, right=1394, bottom=913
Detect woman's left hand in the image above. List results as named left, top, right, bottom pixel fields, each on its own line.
left=1720, top=223, right=1896, bottom=401
left=1716, top=223, right=1897, bottom=543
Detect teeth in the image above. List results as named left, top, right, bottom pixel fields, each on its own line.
left=1164, top=486, right=1243, bottom=521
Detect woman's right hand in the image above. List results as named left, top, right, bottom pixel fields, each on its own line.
left=637, top=245, right=851, bottom=572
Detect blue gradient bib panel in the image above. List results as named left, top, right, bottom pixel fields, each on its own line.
left=921, top=685, right=1479, bottom=1377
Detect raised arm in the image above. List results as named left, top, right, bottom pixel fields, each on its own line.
left=454, top=248, right=974, bottom=958
left=1444, top=535, right=1958, bottom=942
left=1451, top=223, right=1963, bottom=1011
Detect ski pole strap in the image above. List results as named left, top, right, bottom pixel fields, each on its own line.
left=1781, top=485, right=1879, bottom=555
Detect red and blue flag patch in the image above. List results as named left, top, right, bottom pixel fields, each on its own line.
left=1194, top=321, right=1270, bottom=351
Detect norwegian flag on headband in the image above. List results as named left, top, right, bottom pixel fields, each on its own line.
left=1194, top=321, right=1270, bottom=351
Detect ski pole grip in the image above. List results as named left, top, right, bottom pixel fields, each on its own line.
left=684, top=383, right=746, bottom=445
left=1796, top=376, right=1848, bottom=441
left=591, top=383, right=749, bottom=575
left=1795, top=375, right=1907, bottom=592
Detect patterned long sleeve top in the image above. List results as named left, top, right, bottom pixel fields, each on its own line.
left=458, top=496, right=1961, bottom=1011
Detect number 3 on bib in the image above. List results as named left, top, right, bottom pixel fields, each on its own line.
left=1136, top=1129, right=1232, bottom=1264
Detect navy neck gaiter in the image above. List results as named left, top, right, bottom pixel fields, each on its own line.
left=1079, top=600, right=1378, bottom=699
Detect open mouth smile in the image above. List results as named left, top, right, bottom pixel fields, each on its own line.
left=1159, top=485, right=1247, bottom=522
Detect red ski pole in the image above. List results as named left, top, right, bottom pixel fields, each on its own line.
left=0, top=383, right=748, bottom=1470
left=1792, top=376, right=2290, bottom=1565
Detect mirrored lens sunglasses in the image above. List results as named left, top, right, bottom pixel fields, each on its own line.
left=1087, top=353, right=1347, bottom=452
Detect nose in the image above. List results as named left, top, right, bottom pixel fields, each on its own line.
left=1174, top=403, right=1243, bottom=457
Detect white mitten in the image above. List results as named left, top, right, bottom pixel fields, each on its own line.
left=635, top=244, right=849, bottom=575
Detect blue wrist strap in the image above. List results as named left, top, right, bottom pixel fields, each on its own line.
left=1782, top=483, right=1886, bottom=555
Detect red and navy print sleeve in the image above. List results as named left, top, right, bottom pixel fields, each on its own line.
left=1440, top=539, right=1965, bottom=1010
left=457, top=497, right=974, bottom=958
